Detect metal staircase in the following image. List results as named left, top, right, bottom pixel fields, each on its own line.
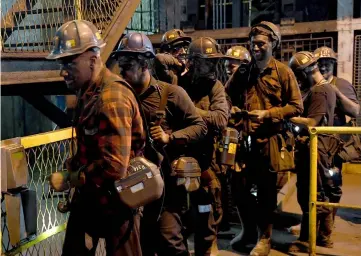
left=1, top=0, right=143, bottom=129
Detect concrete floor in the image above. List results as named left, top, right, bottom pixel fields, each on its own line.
left=2, top=174, right=359, bottom=255
left=209, top=173, right=361, bottom=256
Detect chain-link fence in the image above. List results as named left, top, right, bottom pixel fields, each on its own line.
left=1, top=130, right=106, bottom=255
left=1, top=0, right=126, bottom=52
left=354, top=35, right=361, bottom=126
left=81, top=0, right=126, bottom=33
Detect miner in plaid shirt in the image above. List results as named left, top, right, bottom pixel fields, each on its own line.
left=47, top=20, right=145, bottom=256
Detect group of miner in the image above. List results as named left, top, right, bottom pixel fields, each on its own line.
left=48, top=19, right=360, bottom=256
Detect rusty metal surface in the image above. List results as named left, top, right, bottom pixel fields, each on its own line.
left=148, top=18, right=361, bottom=44
left=1, top=52, right=50, bottom=59
left=280, top=37, right=334, bottom=62
left=1, top=70, right=63, bottom=85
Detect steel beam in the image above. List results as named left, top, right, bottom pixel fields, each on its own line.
left=1, top=70, right=63, bottom=86
left=20, top=94, right=72, bottom=128
left=101, top=0, right=141, bottom=62
left=1, top=52, right=49, bottom=59
left=1, top=82, right=71, bottom=96
left=148, top=18, right=361, bottom=43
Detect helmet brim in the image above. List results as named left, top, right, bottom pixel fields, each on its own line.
left=187, top=52, right=224, bottom=59
left=111, top=49, right=155, bottom=59
left=46, top=42, right=106, bottom=60
left=166, top=36, right=192, bottom=46
left=317, top=56, right=337, bottom=61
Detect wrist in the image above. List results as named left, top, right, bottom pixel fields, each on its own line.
left=265, top=110, right=271, bottom=118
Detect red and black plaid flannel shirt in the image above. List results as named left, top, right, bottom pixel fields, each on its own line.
left=72, top=68, right=145, bottom=189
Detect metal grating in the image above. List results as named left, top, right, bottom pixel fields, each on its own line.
left=0, top=0, right=126, bottom=53
left=354, top=35, right=361, bottom=126
left=125, top=0, right=159, bottom=35
left=280, top=37, right=334, bottom=62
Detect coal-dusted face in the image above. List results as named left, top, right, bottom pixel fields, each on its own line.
left=250, top=34, right=273, bottom=61
left=224, top=59, right=243, bottom=77
left=170, top=41, right=189, bottom=64
left=190, top=57, right=218, bottom=78
left=318, top=58, right=335, bottom=80
left=118, top=55, right=147, bottom=87
left=59, top=52, right=96, bottom=91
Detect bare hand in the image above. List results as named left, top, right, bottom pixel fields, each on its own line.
left=234, top=119, right=244, bottom=128
left=150, top=125, right=170, bottom=144
left=250, top=122, right=261, bottom=132
left=49, top=171, right=70, bottom=192
left=289, top=117, right=299, bottom=124
left=155, top=54, right=182, bottom=69
left=231, top=106, right=242, bottom=114
left=248, top=110, right=270, bottom=122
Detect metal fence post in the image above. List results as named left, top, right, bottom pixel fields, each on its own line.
left=75, top=0, right=82, bottom=20
left=309, top=128, right=318, bottom=256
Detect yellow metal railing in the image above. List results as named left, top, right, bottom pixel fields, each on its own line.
left=1, top=128, right=73, bottom=254
left=308, top=126, right=361, bottom=255
left=1, top=128, right=108, bottom=255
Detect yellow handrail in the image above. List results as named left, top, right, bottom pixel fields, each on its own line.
left=308, top=126, right=361, bottom=256
left=20, top=127, right=75, bottom=149
left=1, top=128, right=75, bottom=255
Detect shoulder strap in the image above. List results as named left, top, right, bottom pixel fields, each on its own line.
left=153, top=82, right=170, bottom=125
left=158, top=83, right=169, bottom=112
left=331, top=76, right=337, bottom=86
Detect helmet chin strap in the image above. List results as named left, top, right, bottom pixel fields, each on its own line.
left=326, top=74, right=334, bottom=83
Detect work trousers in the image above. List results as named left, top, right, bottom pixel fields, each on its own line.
left=184, top=168, right=223, bottom=256
left=232, top=138, right=278, bottom=240
left=141, top=181, right=190, bottom=256
left=62, top=193, right=142, bottom=256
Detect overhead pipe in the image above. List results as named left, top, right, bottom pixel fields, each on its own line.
left=223, top=0, right=226, bottom=28
left=213, top=0, right=216, bottom=29
left=248, top=0, right=252, bottom=27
